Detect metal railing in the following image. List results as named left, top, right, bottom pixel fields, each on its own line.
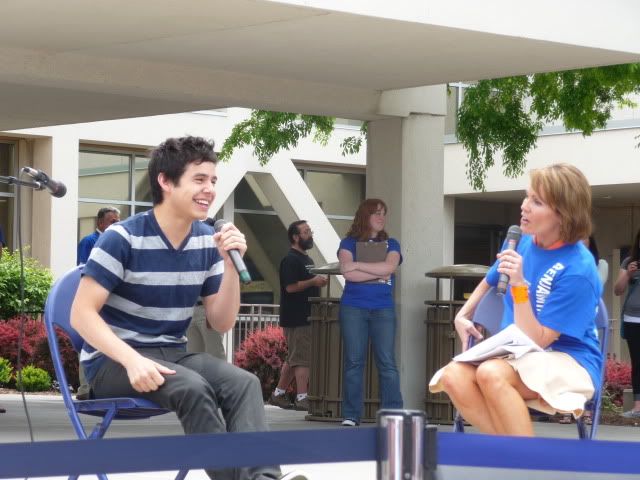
left=232, top=303, right=280, bottom=355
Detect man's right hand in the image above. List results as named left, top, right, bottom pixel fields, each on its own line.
left=124, top=355, right=176, bottom=393
left=313, top=275, right=328, bottom=287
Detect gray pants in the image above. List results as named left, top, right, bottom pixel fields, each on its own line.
left=90, top=347, right=280, bottom=480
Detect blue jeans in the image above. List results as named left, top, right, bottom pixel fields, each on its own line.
left=339, top=304, right=403, bottom=422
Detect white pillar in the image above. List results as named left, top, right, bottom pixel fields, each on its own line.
left=367, top=85, right=449, bottom=409
left=31, top=133, right=79, bottom=278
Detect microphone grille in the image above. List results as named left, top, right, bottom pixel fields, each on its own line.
left=507, top=225, right=522, bottom=240
left=212, top=219, right=228, bottom=233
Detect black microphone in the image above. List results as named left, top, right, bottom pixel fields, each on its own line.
left=206, top=218, right=251, bottom=285
left=496, top=225, right=522, bottom=296
left=22, top=167, right=67, bottom=198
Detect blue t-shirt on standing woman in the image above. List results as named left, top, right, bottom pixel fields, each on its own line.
left=338, top=236, right=402, bottom=309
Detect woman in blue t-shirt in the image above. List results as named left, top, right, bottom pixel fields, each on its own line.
left=338, top=198, right=403, bottom=426
left=430, top=164, right=602, bottom=436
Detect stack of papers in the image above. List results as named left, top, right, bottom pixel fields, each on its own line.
left=453, top=324, right=543, bottom=364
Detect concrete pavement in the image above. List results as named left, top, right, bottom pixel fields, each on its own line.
left=1, top=394, right=639, bottom=479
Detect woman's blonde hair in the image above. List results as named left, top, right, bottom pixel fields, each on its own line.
left=346, top=198, right=389, bottom=242
left=530, top=163, right=592, bottom=244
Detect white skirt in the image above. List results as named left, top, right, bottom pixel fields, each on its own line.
left=429, top=351, right=595, bottom=418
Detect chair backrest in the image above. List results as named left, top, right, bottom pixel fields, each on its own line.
left=471, top=286, right=504, bottom=337
left=595, top=298, right=609, bottom=377
left=44, top=266, right=84, bottom=408
left=44, top=265, right=84, bottom=351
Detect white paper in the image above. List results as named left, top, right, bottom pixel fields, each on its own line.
left=453, top=324, right=543, bottom=364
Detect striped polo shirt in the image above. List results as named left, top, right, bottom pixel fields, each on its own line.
left=80, top=210, right=223, bottom=381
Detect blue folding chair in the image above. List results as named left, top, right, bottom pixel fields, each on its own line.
left=44, top=266, right=188, bottom=480
left=453, top=286, right=609, bottom=440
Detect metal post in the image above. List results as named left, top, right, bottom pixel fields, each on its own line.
left=377, top=409, right=438, bottom=480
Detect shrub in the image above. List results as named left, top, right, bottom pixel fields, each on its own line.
left=235, top=326, right=288, bottom=401
left=603, top=359, right=632, bottom=408
left=0, top=317, right=80, bottom=389
left=33, top=327, right=80, bottom=390
left=0, top=248, right=53, bottom=320
left=0, top=357, right=13, bottom=385
left=15, top=365, right=52, bottom=392
left=0, top=316, right=44, bottom=367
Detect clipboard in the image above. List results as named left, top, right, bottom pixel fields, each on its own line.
left=356, top=241, right=388, bottom=263
left=355, top=241, right=389, bottom=284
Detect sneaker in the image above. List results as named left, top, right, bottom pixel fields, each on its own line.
left=621, top=409, right=640, bottom=418
left=341, top=418, right=359, bottom=427
left=294, top=397, right=309, bottom=411
left=269, top=393, right=293, bottom=410
left=278, top=470, right=309, bottom=480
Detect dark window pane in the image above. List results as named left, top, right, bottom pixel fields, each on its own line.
left=306, top=171, right=364, bottom=216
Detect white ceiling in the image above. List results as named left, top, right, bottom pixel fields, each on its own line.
left=1, top=0, right=639, bottom=130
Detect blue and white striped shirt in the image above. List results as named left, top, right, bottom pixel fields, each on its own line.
left=80, top=210, right=223, bottom=381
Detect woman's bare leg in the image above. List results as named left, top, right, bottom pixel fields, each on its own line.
left=475, top=359, right=538, bottom=436
left=440, top=362, right=498, bottom=434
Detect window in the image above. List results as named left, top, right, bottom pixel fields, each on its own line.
left=78, top=148, right=152, bottom=241
left=298, top=167, right=365, bottom=237
left=0, top=142, right=16, bottom=251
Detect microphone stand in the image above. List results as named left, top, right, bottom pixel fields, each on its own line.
left=0, top=172, right=45, bottom=436
left=0, top=174, right=43, bottom=191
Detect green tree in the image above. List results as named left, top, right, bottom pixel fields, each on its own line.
left=457, top=64, right=640, bottom=190
left=220, top=64, right=640, bottom=190
left=218, top=111, right=367, bottom=164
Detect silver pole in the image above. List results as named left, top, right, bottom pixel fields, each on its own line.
left=377, top=409, right=429, bottom=480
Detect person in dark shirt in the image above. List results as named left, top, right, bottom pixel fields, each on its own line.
left=269, top=221, right=327, bottom=411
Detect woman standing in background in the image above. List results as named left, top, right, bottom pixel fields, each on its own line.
left=337, top=198, right=403, bottom=426
left=614, top=228, right=640, bottom=418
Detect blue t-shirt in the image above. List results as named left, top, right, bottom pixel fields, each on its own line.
left=80, top=210, right=223, bottom=381
left=77, top=230, right=100, bottom=265
left=486, top=234, right=603, bottom=390
left=338, top=236, right=402, bottom=309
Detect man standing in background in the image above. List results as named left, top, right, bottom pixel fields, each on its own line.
left=77, top=207, right=120, bottom=265
left=270, top=221, right=327, bottom=410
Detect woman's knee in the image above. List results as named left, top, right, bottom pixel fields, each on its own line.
left=439, top=362, right=474, bottom=395
left=475, top=360, right=510, bottom=391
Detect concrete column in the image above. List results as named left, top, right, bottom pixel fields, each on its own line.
left=32, top=133, right=79, bottom=278
left=367, top=85, right=449, bottom=409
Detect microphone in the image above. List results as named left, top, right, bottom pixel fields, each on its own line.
left=206, top=218, right=251, bottom=285
left=22, top=167, right=67, bottom=198
left=496, top=225, right=522, bottom=296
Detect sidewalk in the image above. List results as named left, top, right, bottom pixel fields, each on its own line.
left=1, top=394, right=639, bottom=479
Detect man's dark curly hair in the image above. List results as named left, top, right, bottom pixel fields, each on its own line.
left=148, top=136, right=218, bottom=205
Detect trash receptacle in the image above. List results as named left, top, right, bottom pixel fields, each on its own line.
left=424, top=264, right=488, bottom=424
left=306, top=262, right=380, bottom=422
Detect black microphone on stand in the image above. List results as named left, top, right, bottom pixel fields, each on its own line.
left=205, top=218, right=252, bottom=285
left=22, top=167, right=67, bottom=198
left=496, top=225, right=523, bottom=296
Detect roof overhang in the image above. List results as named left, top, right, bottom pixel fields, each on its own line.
left=1, top=0, right=639, bottom=129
